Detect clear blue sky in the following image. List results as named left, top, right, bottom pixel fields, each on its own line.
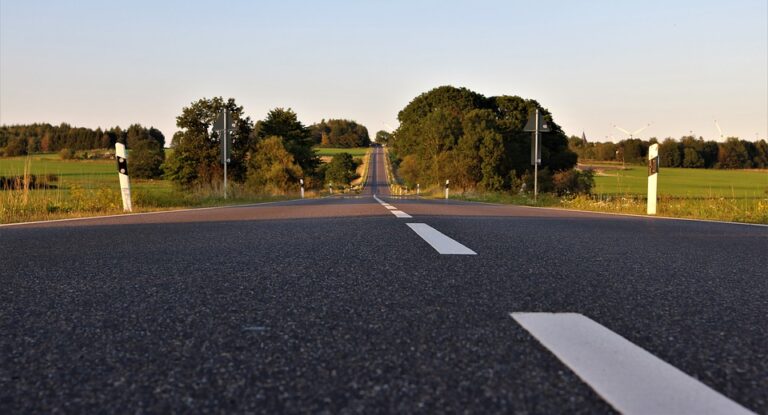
left=1, top=0, right=766, bottom=143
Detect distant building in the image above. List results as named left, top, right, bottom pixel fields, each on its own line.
left=582, top=131, right=588, bottom=143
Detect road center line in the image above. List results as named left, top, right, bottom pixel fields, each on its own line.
left=510, top=312, right=754, bottom=415
left=392, top=210, right=412, bottom=218
left=406, top=223, right=476, bottom=255
left=374, top=194, right=412, bottom=218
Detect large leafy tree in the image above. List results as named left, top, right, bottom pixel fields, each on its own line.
left=375, top=130, right=392, bottom=146
left=246, top=136, right=303, bottom=193
left=391, top=85, right=576, bottom=191
left=324, top=152, right=358, bottom=188
left=718, top=137, right=751, bottom=168
left=124, top=124, right=165, bottom=179
left=251, top=108, right=317, bottom=174
left=310, top=119, right=371, bottom=147
left=164, top=97, right=252, bottom=188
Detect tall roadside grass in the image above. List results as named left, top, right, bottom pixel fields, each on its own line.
left=1, top=158, right=123, bottom=223
left=441, top=190, right=768, bottom=224
left=0, top=157, right=307, bottom=224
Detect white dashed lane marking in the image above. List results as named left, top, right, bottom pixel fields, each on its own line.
left=374, top=195, right=412, bottom=218
left=406, top=223, right=477, bottom=255
left=510, top=312, right=754, bottom=415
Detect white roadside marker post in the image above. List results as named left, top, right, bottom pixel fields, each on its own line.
left=648, top=143, right=659, bottom=215
left=417, top=183, right=420, bottom=196
left=115, top=142, right=132, bottom=212
left=445, top=179, right=450, bottom=200
left=300, top=178, right=305, bottom=199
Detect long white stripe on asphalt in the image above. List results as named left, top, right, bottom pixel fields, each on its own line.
left=510, top=312, right=754, bottom=415
left=406, top=223, right=476, bottom=255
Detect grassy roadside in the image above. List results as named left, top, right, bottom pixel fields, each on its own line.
left=350, top=147, right=372, bottom=190
left=440, top=190, right=768, bottom=224
left=313, top=147, right=370, bottom=157
left=388, top=157, right=767, bottom=224
left=0, top=155, right=308, bottom=224
left=1, top=183, right=303, bottom=224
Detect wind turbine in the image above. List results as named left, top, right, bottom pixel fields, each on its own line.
left=613, top=123, right=652, bottom=139
left=714, top=120, right=724, bottom=141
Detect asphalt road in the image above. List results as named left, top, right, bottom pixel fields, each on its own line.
left=2, top=146, right=767, bottom=414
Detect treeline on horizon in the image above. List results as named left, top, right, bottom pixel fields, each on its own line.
left=569, top=135, right=768, bottom=169
left=0, top=123, right=165, bottom=155
left=0, top=123, right=167, bottom=178
left=0, top=114, right=372, bottom=186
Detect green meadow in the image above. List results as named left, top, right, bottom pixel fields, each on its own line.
left=589, top=164, right=768, bottom=198
left=314, top=147, right=370, bottom=157
left=0, top=154, right=291, bottom=223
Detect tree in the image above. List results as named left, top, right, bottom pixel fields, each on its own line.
left=682, top=147, right=704, bottom=168
left=375, top=130, right=392, bottom=146
left=4, top=137, right=26, bottom=156
left=251, top=108, right=317, bottom=174
left=717, top=137, right=751, bottom=169
left=390, top=86, right=577, bottom=191
left=164, top=97, right=252, bottom=188
left=659, top=138, right=682, bottom=167
left=310, top=119, right=371, bottom=147
left=324, top=152, right=357, bottom=188
left=130, top=139, right=165, bottom=178
left=246, top=136, right=303, bottom=193
left=752, top=140, right=768, bottom=168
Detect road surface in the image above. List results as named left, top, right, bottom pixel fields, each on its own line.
left=2, top=146, right=766, bottom=413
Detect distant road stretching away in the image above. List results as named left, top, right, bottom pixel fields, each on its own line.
left=2, top=147, right=766, bottom=413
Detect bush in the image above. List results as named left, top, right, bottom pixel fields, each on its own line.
left=552, top=169, right=594, bottom=196
left=59, top=148, right=75, bottom=159
left=522, top=168, right=554, bottom=194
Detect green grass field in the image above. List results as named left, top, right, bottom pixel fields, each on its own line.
left=589, top=164, right=768, bottom=198
left=313, top=147, right=370, bottom=157
left=0, top=154, right=308, bottom=223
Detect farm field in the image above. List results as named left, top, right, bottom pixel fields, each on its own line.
left=586, top=163, right=768, bottom=198
left=0, top=154, right=292, bottom=223
left=313, top=147, right=370, bottom=157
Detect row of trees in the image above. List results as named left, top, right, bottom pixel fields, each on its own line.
left=390, top=86, right=577, bottom=192
left=310, top=119, right=370, bottom=147
left=0, top=123, right=164, bottom=155
left=569, top=135, right=768, bottom=169
left=0, top=123, right=166, bottom=178
left=164, top=97, right=360, bottom=192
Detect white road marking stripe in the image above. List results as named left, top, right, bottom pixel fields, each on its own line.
left=374, top=195, right=412, bottom=218
left=510, top=312, right=754, bottom=415
left=406, top=223, right=476, bottom=255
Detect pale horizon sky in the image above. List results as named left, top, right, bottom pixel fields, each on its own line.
left=1, top=0, right=766, bottom=144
